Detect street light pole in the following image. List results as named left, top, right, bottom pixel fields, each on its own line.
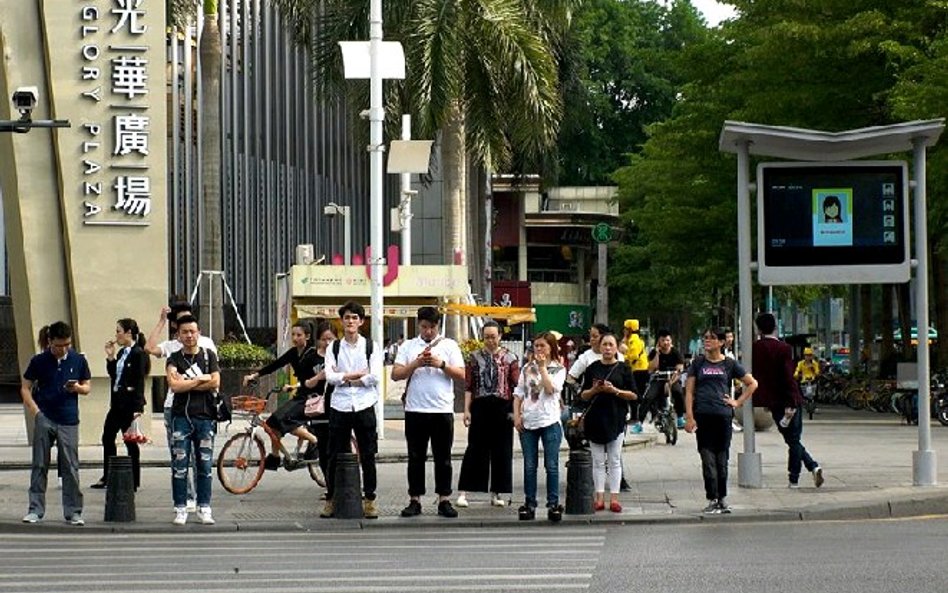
left=369, top=0, right=385, bottom=437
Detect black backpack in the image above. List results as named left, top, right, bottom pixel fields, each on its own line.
left=332, top=337, right=375, bottom=363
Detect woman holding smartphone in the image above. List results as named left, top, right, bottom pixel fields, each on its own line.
left=580, top=333, right=636, bottom=512
left=513, top=332, right=566, bottom=522
left=92, top=318, right=149, bottom=490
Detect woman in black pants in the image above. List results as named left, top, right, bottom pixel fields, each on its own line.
left=92, top=318, right=149, bottom=490
left=683, top=328, right=756, bottom=514
left=243, top=320, right=328, bottom=474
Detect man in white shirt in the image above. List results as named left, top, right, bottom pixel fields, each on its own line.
left=392, top=306, right=465, bottom=518
left=144, top=302, right=218, bottom=512
left=320, top=301, right=382, bottom=519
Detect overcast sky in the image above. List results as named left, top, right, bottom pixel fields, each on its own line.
left=689, top=0, right=737, bottom=27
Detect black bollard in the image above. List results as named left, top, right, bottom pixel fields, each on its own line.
left=104, top=456, right=136, bottom=522
left=564, top=448, right=595, bottom=515
left=332, top=452, right=363, bottom=519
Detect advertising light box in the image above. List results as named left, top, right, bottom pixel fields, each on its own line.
left=757, top=161, right=910, bottom=285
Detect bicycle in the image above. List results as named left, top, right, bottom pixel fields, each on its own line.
left=642, top=370, right=678, bottom=445
left=216, top=388, right=326, bottom=494
left=799, top=379, right=817, bottom=419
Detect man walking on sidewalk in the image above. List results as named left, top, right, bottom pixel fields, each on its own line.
left=20, top=321, right=91, bottom=526
left=320, top=301, right=381, bottom=519
left=752, top=313, right=824, bottom=489
left=393, top=306, right=465, bottom=518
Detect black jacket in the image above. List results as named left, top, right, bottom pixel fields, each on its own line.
left=106, top=345, right=147, bottom=414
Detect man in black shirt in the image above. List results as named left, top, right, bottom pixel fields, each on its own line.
left=646, top=329, right=685, bottom=428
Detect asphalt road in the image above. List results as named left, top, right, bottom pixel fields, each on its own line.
left=1, top=517, right=946, bottom=593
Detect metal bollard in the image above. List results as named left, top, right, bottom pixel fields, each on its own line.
left=104, top=456, right=136, bottom=522
left=332, top=452, right=363, bottom=519
left=564, top=448, right=595, bottom=515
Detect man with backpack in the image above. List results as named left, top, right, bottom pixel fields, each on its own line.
left=320, top=301, right=381, bottom=519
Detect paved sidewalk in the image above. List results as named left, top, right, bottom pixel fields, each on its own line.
left=0, top=404, right=946, bottom=532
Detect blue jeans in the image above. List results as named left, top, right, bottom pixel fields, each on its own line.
left=770, top=407, right=818, bottom=483
left=170, top=416, right=215, bottom=508
left=519, top=422, right=562, bottom=508
left=165, top=408, right=195, bottom=501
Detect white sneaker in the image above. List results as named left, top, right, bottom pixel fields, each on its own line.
left=491, top=494, right=506, bottom=507
left=456, top=494, right=469, bottom=508
left=22, top=512, right=40, bottom=523
left=68, top=513, right=85, bottom=526
left=172, top=507, right=188, bottom=526
left=732, top=420, right=743, bottom=433
left=197, top=506, right=215, bottom=525
left=185, top=499, right=197, bottom=513
left=812, top=466, right=825, bottom=488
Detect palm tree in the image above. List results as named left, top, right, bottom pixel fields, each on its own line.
left=169, top=1, right=224, bottom=339
left=275, top=0, right=573, bottom=270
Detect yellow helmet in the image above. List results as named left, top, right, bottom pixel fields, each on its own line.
left=624, top=319, right=639, bottom=331
left=803, top=347, right=814, bottom=356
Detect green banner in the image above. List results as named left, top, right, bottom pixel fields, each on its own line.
left=534, top=304, right=591, bottom=336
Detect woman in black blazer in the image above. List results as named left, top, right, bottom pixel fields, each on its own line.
left=91, top=318, right=149, bottom=490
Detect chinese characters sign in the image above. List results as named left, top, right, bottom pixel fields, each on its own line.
left=79, top=0, right=154, bottom=226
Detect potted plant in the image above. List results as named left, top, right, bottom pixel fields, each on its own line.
left=217, top=340, right=275, bottom=401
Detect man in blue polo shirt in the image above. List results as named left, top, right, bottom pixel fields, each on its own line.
left=20, top=321, right=92, bottom=525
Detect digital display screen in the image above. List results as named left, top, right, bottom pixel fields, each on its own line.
left=760, top=163, right=907, bottom=267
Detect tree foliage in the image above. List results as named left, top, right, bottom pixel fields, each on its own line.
left=612, top=0, right=948, bottom=341
left=556, top=0, right=707, bottom=185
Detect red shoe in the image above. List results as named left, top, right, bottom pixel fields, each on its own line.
left=610, top=501, right=623, bottom=513
left=594, top=500, right=605, bottom=511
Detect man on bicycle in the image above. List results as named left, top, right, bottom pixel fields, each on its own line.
left=321, top=301, right=381, bottom=519
left=646, top=329, right=686, bottom=429
left=794, top=348, right=821, bottom=383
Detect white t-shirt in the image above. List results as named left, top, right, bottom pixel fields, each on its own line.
left=568, top=348, right=623, bottom=380
left=395, top=335, right=465, bottom=414
left=159, top=336, right=218, bottom=408
left=514, top=362, right=566, bottom=430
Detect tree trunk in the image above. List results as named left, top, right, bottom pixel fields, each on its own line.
left=199, top=10, right=224, bottom=341
left=896, top=283, right=912, bottom=360
left=442, top=103, right=466, bottom=267
left=441, top=103, right=466, bottom=339
left=880, top=284, right=894, bottom=362
left=933, top=247, right=948, bottom=369
left=859, top=285, right=873, bottom=373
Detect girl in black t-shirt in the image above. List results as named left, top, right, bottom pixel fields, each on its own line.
left=684, top=328, right=757, bottom=515
left=243, top=321, right=328, bottom=470
left=580, top=334, right=637, bottom=513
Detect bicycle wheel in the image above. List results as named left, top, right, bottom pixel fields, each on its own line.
left=303, top=441, right=326, bottom=487
left=217, top=432, right=266, bottom=494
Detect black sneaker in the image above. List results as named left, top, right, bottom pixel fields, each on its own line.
left=547, top=505, right=563, bottom=523
left=437, top=500, right=458, bottom=518
left=518, top=505, right=536, bottom=521
left=716, top=499, right=732, bottom=514
left=89, top=478, right=107, bottom=490
left=400, top=500, right=422, bottom=517
left=702, top=500, right=720, bottom=515
left=264, top=454, right=281, bottom=471
left=619, top=477, right=632, bottom=493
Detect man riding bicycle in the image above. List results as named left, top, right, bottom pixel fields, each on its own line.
left=644, top=329, right=685, bottom=429
left=794, top=348, right=820, bottom=383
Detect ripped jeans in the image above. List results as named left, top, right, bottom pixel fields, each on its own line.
left=170, top=416, right=216, bottom=508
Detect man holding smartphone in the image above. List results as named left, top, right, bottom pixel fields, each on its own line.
left=20, top=321, right=91, bottom=526
left=393, top=307, right=465, bottom=518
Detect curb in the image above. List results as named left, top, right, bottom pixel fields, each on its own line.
left=3, top=493, right=948, bottom=535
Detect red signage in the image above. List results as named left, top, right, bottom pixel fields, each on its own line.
left=492, top=281, right=531, bottom=308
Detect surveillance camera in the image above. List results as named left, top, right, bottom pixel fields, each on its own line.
left=12, top=86, right=38, bottom=119
left=323, top=205, right=336, bottom=217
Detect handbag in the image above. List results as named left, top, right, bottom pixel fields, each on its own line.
left=304, top=394, right=325, bottom=417
left=564, top=363, right=619, bottom=448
